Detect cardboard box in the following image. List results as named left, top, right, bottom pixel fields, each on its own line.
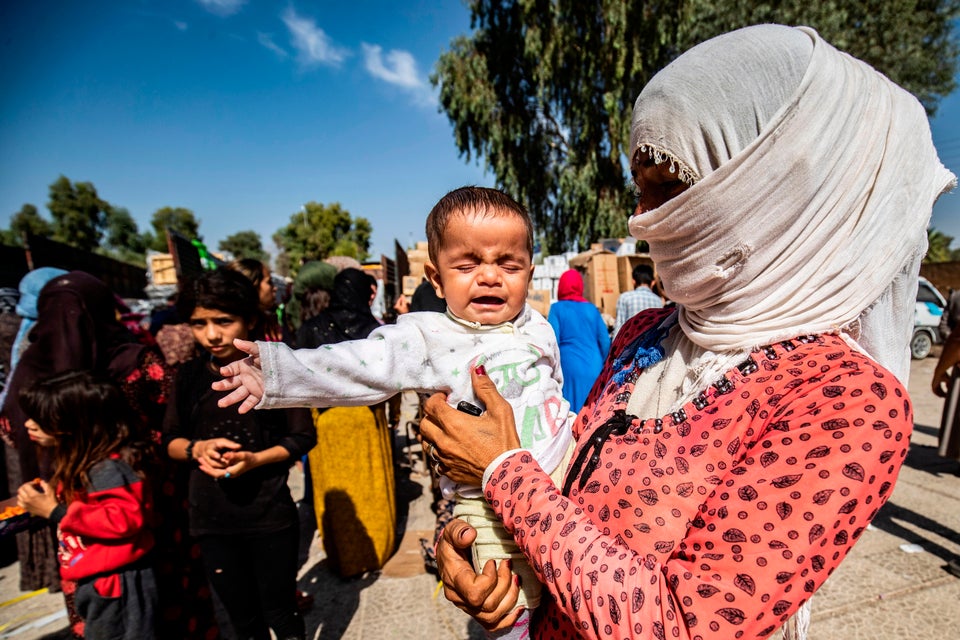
left=568, top=249, right=620, bottom=314
left=527, top=289, right=551, bottom=318
left=407, top=249, right=429, bottom=264
left=402, top=276, right=420, bottom=296
left=149, top=253, right=178, bottom=285
left=409, top=261, right=427, bottom=279
left=617, top=254, right=655, bottom=293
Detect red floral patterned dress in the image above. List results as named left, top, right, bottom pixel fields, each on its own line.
left=485, top=308, right=911, bottom=639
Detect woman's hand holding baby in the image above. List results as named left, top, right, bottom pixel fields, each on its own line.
left=213, top=339, right=264, bottom=413
left=419, top=366, right=522, bottom=486
left=437, top=518, right=522, bottom=632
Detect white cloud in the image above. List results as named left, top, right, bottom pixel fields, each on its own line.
left=174, top=21, right=188, bottom=31
left=282, top=7, right=348, bottom=67
left=361, top=44, right=423, bottom=89
left=257, top=32, right=288, bottom=59
left=196, top=0, right=246, bottom=17
left=362, top=43, right=436, bottom=106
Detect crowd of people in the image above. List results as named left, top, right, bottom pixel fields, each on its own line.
left=0, top=258, right=398, bottom=639
left=0, top=22, right=956, bottom=640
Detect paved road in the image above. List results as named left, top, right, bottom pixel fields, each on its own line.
left=2, top=358, right=958, bottom=639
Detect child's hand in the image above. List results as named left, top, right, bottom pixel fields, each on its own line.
left=213, top=340, right=264, bottom=414
left=17, top=480, right=58, bottom=519
left=195, top=438, right=241, bottom=478
left=220, top=451, right=258, bottom=478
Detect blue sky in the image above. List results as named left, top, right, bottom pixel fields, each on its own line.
left=2, top=1, right=959, bottom=262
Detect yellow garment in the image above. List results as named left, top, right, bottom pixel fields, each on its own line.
left=309, top=404, right=396, bottom=577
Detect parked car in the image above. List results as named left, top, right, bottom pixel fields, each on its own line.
left=913, top=276, right=947, bottom=359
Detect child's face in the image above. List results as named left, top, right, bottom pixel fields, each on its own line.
left=24, top=418, right=55, bottom=447
left=425, top=209, right=534, bottom=325
left=258, top=265, right=277, bottom=310
left=189, top=306, right=254, bottom=363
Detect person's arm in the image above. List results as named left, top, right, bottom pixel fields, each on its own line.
left=420, top=366, right=523, bottom=486
left=429, top=348, right=911, bottom=638
left=547, top=305, right=561, bottom=338
left=162, top=364, right=233, bottom=475
left=219, top=407, right=316, bottom=478
left=932, top=327, right=960, bottom=396
left=614, top=295, right=626, bottom=337
left=218, top=319, right=435, bottom=411
left=55, top=461, right=150, bottom=540
left=481, top=361, right=910, bottom=638
left=595, top=307, right=611, bottom=360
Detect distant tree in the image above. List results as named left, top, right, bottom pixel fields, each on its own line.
left=98, top=206, right=148, bottom=266
left=434, top=0, right=960, bottom=253
left=272, top=202, right=372, bottom=276
left=274, top=251, right=293, bottom=278
left=926, top=227, right=957, bottom=263
left=148, top=206, right=201, bottom=252
left=103, top=206, right=147, bottom=254
left=219, top=230, right=270, bottom=263
left=47, top=175, right=109, bottom=252
left=1, top=204, right=53, bottom=245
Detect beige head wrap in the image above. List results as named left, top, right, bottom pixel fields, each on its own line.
left=629, top=24, right=956, bottom=383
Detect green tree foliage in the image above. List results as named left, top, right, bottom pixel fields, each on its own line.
left=925, top=227, right=960, bottom=262
left=219, top=230, right=270, bottom=263
left=1, top=204, right=53, bottom=245
left=47, top=175, right=109, bottom=252
left=100, top=206, right=148, bottom=265
left=434, top=0, right=960, bottom=253
left=273, top=202, right=372, bottom=277
left=682, top=0, right=960, bottom=114
left=148, top=206, right=202, bottom=252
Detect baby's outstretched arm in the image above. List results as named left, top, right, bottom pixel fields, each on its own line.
left=213, top=339, right=264, bottom=414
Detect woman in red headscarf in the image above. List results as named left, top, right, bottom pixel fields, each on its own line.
left=547, top=269, right=610, bottom=413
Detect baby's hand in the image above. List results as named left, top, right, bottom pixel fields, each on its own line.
left=213, top=339, right=264, bottom=414
left=17, top=480, right=58, bottom=519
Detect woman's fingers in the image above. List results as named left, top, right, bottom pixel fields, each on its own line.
left=476, top=562, right=523, bottom=632
left=419, top=366, right=522, bottom=485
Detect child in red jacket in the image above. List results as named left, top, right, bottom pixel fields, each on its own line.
left=17, top=370, right=156, bottom=640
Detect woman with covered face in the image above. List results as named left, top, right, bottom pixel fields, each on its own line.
left=420, top=24, right=955, bottom=640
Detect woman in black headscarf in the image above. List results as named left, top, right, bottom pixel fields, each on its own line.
left=0, top=272, right=178, bottom=635
left=300, top=268, right=397, bottom=577
left=297, top=268, right=380, bottom=349
left=1, top=271, right=216, bottom=639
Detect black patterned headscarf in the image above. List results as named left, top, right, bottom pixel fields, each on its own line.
left=298, top=268, right=380, bottom=347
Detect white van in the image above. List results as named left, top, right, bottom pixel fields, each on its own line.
left=913, top=276, right=947, bottom=359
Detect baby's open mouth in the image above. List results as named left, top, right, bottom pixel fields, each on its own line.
left=473, top=296, right=504, bottom=305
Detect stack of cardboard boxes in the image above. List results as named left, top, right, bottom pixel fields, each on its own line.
left=402, top=241, right=431, bottom=296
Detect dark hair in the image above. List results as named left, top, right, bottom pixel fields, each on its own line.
left=228, top=258, right=266, bottom=288
left=425, top=186, right=533, bottom=266
left=633, top=263, right=654, bottom=287
left=300, top=288, right=331, bottom=323
left=19, top=370, right=149, bottom=503
left=177, top=268, right=262, bottom=336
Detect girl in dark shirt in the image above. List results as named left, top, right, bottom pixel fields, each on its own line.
left=162, top=269, right=315, bottom=640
